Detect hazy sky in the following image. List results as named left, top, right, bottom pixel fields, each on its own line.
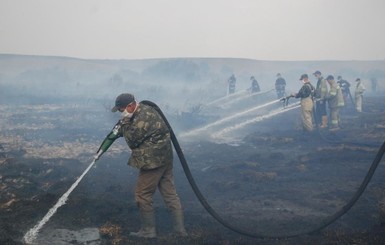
left=1, top=0, right=384, bottom=61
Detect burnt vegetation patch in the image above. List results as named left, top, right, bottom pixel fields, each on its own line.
left=1, top=96, right=385, bottom=244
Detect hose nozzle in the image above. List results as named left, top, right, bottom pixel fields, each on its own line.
left=94, top=119, right=123, bottom=162
left=94, top=149, right=104, bottom=162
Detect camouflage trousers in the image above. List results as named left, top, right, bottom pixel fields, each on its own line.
left=135, top=162, right=183, bottom=212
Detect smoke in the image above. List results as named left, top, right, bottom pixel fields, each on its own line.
left=1, top=55, right=384, bottom=105
left=2, top=55, right=385, bottom=243
left=1, top=55, right=384, bottom=142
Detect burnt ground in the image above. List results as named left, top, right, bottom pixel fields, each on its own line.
left=1, top=96, right=385, bottom=245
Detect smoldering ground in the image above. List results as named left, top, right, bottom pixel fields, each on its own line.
left=2, top=96, right=385, bottom=244
left=1, top=55, right=385, bottom=244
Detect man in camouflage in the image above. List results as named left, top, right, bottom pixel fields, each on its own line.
left=111, top=93, right=187, bottom=238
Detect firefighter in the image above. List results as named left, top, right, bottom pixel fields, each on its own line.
left=313, top=71, right=329, bottom=128
left=326, top=75, right=345, bottom=130
left=337, top=75, right=352, bottom=106
left=228, top=74, right=236, bottom=94
left=109, top=93, right=187, bottom=238
left=275, top=73, right=286, bottom=99
left=354, top=78, right=366, bottom=112
left=291, top=74, right=315, bottom=132
left=249, top=76, right=261, bottom=93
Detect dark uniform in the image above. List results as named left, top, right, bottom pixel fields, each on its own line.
left=228, top=74, right=236, bottom=94
left=275, top=73, right=286, bottom=98
left=250, top=76, right=261, bottom=93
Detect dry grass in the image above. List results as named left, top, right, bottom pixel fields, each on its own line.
left=99, top=222, right=123, bottom=245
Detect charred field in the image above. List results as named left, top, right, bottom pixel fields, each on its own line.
left=1, top=96, right=385, bottom=245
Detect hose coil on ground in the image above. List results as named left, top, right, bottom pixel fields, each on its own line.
left=142, top=100, right=385, bottom=239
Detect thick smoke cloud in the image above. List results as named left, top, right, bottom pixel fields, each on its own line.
left=1, top=54, right=384, bottom=140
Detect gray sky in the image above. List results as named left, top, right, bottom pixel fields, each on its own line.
left=1, top=0, right=384, bottom=61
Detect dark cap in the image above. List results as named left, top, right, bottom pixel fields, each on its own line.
left=111, top=93, right=135, bottom=112
left=299, top=74, right=308, bottom=80
left=313, top=70, right=321, bottom=75
left=337, top=75, right=342, bottom=80
left=326, top=75, right=334, bottom=81
left=355, top=78, right=361, bottom=81
left=276, top=73, right=281, bottom=76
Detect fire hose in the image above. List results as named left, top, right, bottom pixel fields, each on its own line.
left=89, top=100, right=385, bottom=239
left=140, top=100, right=385, bottom=238
left=23, top=100, right=384, bottom=243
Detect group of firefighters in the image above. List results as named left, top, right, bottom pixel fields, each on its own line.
left=227, top=74, right=261, bottom=95
left=290, top=71, right=366, bottom=133
left=227, top=71, right=366, bottom=133
left=102, top=71, right=368, bottom=239
left=227, top=73, right=285, bottom=96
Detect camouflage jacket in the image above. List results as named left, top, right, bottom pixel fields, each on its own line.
left=119, top=103, right=172, bottom=170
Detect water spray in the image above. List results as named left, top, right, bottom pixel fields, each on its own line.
left=212, top=102, right=300, bottom=141
left=220, top=89, right=275, bottom=108
left=23, top=100, right=385, bottom=242
left=206, top=90, right=248, bottom=107
left=23, top=159, right=97, bottom=244
left=180, top=99, right=281, bottom=138
left=23, top=120, right=122, bottom=244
